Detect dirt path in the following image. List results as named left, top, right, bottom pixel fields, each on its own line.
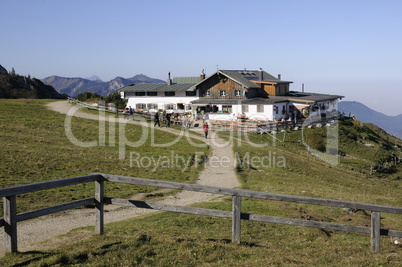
left=0, top=101, right=240, bottom=256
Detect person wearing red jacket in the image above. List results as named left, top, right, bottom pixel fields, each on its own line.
left=203, top=122, right=208, bottom=139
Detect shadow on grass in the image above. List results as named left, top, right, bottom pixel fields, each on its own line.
left=206, top=238, right=266, bottom=248
left=9, top=251, right=49, bottom=267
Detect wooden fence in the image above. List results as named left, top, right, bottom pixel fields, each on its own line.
left=1, top=173, right=401, bottom=254
left=67, top=97, right=126, bottom=115
left=210, top=116, right=343, bottom=133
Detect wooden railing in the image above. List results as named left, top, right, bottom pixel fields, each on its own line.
left=210, top=116, right=343, bottom=133
left=67, top=97, right=125, bottom=114
left=1, top=173, right=401, bottom=254
left=67, top=97, right=157, bottom=120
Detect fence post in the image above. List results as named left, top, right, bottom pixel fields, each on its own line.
left=371, top=211, right=381, bottom=252
left=232, top=195, right=241, bottom=244
left=4, top=196, right=17, bottom=253
left=95, top=179, right=104, bottom=234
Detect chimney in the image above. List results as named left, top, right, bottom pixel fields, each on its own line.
left=258, top=68, right=263, bottom=81
left=278, top=74, right=281, bottom=80
left=167, top=72, right=172, bottom=85
left=200, top=69, right=205, bottom=81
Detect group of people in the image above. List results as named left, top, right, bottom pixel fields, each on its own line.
left=125, top=107, right=208, bottom=137
left=125, top=107, right=210, bottom=138
left=153, top=112, right=171, bottom=128
left=153, top=111, right=209, bottom=139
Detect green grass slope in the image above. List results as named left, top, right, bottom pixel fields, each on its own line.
left=0, top=99, right=208, bottom=214
left=1, top=101, right=401, bottom=266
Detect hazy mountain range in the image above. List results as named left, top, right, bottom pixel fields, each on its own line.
left=339, top=101, right=402, bottom=139
left=41, top=74, right=165, bottom=97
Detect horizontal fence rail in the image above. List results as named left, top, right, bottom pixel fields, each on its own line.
left=1, top=173, right=401, bottom=254
left=101, top=173, right=402, bottom=214
left=0, top=174, right=101, bottom=198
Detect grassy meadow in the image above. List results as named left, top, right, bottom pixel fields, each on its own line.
left=0, top=99, right=401, bottom=266
left=0, top=99, right=208, bottom=214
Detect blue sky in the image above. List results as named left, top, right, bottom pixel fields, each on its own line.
left=2, top=0, right=402, bottom=115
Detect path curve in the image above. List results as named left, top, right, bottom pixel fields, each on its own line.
left=0, top=101, right=240, bottom=256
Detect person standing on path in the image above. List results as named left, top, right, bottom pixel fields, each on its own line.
left=154, top=112, right=160, bottom=127
left=127, top=106, right=134, bottom=120
left=203, top=122, right=208, bottom=139
left=166, top=113, right=171, bottom=127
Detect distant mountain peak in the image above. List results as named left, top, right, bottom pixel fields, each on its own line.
left=128, top=74, right=165, bottom=83
left=86, top=75, right=103, bottom=82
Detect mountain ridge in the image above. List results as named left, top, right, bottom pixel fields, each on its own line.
left=0, top=64, right=64, bottom=99
left=41, top=74, right=165, bottom=98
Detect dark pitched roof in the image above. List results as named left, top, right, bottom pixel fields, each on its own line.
left=285, top=91, right=344, bottom=104
left=118, top=83, right=195, bottom=92
left=190, top=69, right=292, bottom=91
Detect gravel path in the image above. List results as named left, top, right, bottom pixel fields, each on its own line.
left=0, top=101, right=241, bottom=256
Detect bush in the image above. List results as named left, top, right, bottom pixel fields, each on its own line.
left=104, top=91, right=127, bottom=109
left=76, top=92, right=103, bottom=102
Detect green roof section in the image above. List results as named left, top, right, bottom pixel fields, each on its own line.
left=173, top=77, right=200, bottom=84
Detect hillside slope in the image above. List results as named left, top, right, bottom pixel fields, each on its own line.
left=339, top=100, right=402, bottom=139
left=0, top=73, right=63, bottom=99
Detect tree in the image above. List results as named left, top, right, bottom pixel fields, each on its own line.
left=10, top=67, right=16, bottom=76
left=76, top=92, right=103, bottom=102
left=105, top=91, right=127, bottom=109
